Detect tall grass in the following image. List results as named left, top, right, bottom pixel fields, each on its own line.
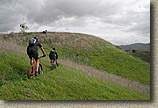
left=0, top=51, right=150, bottom=100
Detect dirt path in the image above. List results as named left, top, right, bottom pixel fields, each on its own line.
left=58, top=59, right=150, bottom=95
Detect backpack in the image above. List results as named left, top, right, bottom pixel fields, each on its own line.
left=49, top=50, right=56, bottom=59
left=29, top=38, right=37, bottom=46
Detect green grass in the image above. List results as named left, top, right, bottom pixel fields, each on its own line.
left=0, top=52, right=29, bottom=86
left=127, top=50, right=150, bottom=63
left=0, top=51, right=149, bottom=100
left=47, top=47, right=150, bottom=85
left=0, top=32, right=150, bottom=85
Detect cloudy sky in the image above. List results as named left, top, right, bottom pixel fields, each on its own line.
left=0, top=0, right=150, bottom=45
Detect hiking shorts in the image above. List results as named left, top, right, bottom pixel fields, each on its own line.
left=27, top=47, right=39, bottom=60
left=50, top=57, right=56, bottom=60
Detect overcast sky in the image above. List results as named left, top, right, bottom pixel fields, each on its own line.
left=0, top=0, right=150, bottom=45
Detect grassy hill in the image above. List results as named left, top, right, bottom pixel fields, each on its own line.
left=0, top=32, right=150, bottom=100
left=1, top=32, right=150, bottom=84
left=126, top=50, right=150, bottom=63
left=0, top=50, right=149, bottom=100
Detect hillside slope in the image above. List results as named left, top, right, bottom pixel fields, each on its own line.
left=126, top=50, right=150, bottom=63
left=0, top=33, right=150, bottom=100
left=0, top=50, right=149, bottom=100
left=0, top=32, right=150, bottom=85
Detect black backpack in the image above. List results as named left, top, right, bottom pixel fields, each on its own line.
left=49, top=50, right=56, bottom=59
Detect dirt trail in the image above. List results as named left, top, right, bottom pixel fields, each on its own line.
left=58, top=59, right=150, bottom=95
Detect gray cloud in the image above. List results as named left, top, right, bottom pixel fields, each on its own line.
left=126, top=10, right=150, bottom=37
left=0, top=0, right=150, bottom=45
left=21, top=0, right=124, bottom=24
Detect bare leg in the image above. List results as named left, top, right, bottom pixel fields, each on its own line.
left=56, top=59, right=58, bottom=66
left=54, top=59, right=56, bottom=65
left=36, top=59, right=39, bottom=72
left=30, top=57, right=33, bottom=66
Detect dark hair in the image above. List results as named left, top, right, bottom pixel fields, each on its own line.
left=53, top=48, right=55, bottom=50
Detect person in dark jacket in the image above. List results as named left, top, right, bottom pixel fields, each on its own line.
left=49, top=48, right=58, bottom=66
left=27, top=37, right=46, bottom=76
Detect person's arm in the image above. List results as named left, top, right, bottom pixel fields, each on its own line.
left=40, top=47, right=46, bottom=57
left=38, top=42, right=46, bottom=57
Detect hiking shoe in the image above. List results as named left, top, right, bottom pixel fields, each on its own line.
left=35, top=71, right=38, bottom=76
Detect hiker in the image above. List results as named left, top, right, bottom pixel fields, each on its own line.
left=49, top=48, right=58, bottom=67
left=27, top=36, right=46, bottom=76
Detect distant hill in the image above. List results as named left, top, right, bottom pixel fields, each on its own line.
left=119, top=43, right=150, bottom=52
